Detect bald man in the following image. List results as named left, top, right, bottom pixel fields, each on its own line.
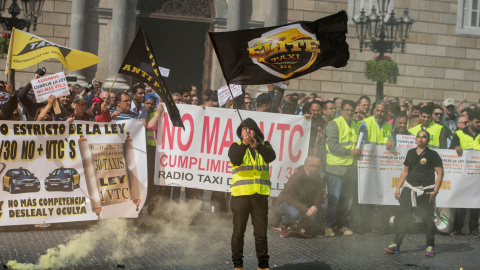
left=275, top=156, right=325, bottom=238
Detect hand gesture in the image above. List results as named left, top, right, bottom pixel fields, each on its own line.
left=47, top=94, right=56, bottom=106
left=5, top=84, right=13, bottom=93
left=67, top=117, right=75, bottom=124
left=455, top=146, right=463, bottom=157
left=386, top=140, right=394, bottom=150
left=156, top=104, right=164, bottom=115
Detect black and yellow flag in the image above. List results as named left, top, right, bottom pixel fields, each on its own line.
left=8, top=28, right=101, bottom=71
left=209, top=11, right=349, bottom=85
left=118, top=27, right=183, bottom=128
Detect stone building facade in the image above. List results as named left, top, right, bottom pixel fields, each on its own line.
left=1, top=0, right=479, bottom=104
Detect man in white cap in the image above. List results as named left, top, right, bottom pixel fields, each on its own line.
left=443, top=98, right=458, bottom=132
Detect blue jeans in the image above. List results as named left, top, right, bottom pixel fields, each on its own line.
left=326, top=169, right=355, bottom=229
left=278, top=202, right=300, bottom=227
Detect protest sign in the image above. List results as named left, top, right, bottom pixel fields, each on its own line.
left=158, top=67, right=170, bottom=77
left=154, top=105, right=311, bottom=197
left=31, top=72, right=69, bottom=103
left=358, top=144, right=480, bottom=208
left=0, top=120, right=147, bottom=226
left=217, top=84, right=242, bottom=107
left=396, top=134, right=416, bottom=148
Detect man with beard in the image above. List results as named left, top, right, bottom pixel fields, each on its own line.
left=388, top=113, right=412, bottom=147
left=60, top=94, right=74, bottom=114
left=409, top=107, right=447, bottom=149
left=357, top=102, right=393, bottom=234
left=131, top=84, right=148, bottom=120
left=325, top=100, right=361, bottom=237
left=357, top=95, right=371, bottom=120
left=449, top=111, right=480, bottom=237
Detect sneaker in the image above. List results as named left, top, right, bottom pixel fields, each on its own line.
left=450, top=230, right=461, bottom=236
left=279, top=224, right=289, bottom=238
left=384, top=242, right=400, bottom=254
left=425, top=246, right=435, bottom=256
left=339, top=227, right=353, bottom=236
left=325, top=227, right=335, bottom=237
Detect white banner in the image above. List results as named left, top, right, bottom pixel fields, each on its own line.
left=358, top=144, right=480, bottom=208
left=31, top=72, right=70, bottom=103
left=0, top=120, right=147, bottom=226
left=154, top=105, right=311, bottom=197
left=217, top=84, right=242, bottom=107
left=396, top=134, right=416, bottom=148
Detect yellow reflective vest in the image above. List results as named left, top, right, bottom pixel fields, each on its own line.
left=146, top=111, right=156, bottom=146
left=456, top=129, right=480, bottom=150
left=409, top=122, right=444, bottom=148
left=231, top=141, right=271, bottom=196
left=363, top=116, right=392, bottom=145
left=326, top=116, right=359, bottom=166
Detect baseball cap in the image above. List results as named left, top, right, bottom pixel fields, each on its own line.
left=145, top=94, right=158, bottom=103
left=91, top=97, right=104, bottom=104
left=73, top=95, right=88, bottom=104
left=256, top=93, right=272, bottom=106
left=443, top=98, right=455, bottom=107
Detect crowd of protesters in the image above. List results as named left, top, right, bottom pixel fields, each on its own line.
left=1, top=70, right=479, bottom=241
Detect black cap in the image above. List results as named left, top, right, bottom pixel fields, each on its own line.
left=236, top=118, right=264, bottom=141
left=256, top=93, right=272, bottom=106
left=73, top=95, right=87, bottom=104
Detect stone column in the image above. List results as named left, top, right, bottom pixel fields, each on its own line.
left=226, top=0, right=242, bottom=31
left=104, top=0, right=130, bottom=91
left=68, top=0, right=87, bottom=84
left=265, top=0, right=281, bottom=27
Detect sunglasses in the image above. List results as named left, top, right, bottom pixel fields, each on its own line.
left=245, top=102, right=252, bottom=105
left=416, top=134, right=429, bottom=139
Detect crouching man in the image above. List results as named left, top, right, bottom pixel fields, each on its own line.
left=275, top=156, right=324, bottom=238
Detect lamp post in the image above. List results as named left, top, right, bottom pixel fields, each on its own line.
left=353, top=0, right=414, bottom=102
left=0, top=0, right=44, bottom=32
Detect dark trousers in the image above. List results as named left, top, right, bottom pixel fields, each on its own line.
left=146, top=145, right=157, bottom=214
left=230, top=193, right=269, bottom=269
left=211, top=191, right=230, bottom=213
left=160, top=186, right=181, bottom=201
left=394, top=189, right=435, bottom=247
left=453, top=208, right=480, bottom=232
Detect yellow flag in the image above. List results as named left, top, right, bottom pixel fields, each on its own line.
left=8, top=28, right=101, bottom=71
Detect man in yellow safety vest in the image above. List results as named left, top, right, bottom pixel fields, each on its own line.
left=228, top=118, right=276, bottom=270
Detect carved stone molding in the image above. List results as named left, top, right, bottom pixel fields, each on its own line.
left=138, top=0, right=212, bottom=18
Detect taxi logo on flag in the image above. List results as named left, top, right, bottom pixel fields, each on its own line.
left=247, top=24, right=320, bottom=79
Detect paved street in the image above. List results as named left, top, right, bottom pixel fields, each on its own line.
left=0, top=197, right=479, bottom=269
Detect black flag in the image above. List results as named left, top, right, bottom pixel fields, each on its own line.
left=118, top=27, right=184, bottom=128
left=209, top=11, right=349, bottom=85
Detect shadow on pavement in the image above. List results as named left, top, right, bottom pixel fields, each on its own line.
left=275, top=260, right=332, bottom=270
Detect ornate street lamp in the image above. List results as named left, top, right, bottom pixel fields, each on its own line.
left=0, top=0, right=44, bottom=32
left=353, top=0, right=414, bottom=101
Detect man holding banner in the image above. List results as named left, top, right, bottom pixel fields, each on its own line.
left=325, top=100, right=360, bottom=237
left=385, top=130, right=444, bottom=256
left=449, top=111, right=480, bottom=237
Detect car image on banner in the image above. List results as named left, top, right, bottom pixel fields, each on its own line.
left=2, top=168, right=41, bottom=194
left=45, top=168, right=80, bottom=192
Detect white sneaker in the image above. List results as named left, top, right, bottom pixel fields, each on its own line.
left=339, top=227, right=353, bottom=236
left=325, top=227, right=335, bottom=237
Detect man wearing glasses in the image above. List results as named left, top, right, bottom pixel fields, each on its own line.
left=385, top=130, right=444, bottom=256
left=456, top=115, right=469, bottom=130
left=449, top=111, right=480, bottom=237
left=244, top=97, right=253, bottom=110
left=112, top=92, right=139, bottom=120
left=409, top=107, right=447, bottom=149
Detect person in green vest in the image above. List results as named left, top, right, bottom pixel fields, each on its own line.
left=325, top=100, right=361, bottom=237
left=356, top=101, right=393, bottom=234
left=228, top=118, right=276, bottom=270
left=409, top=106, right=447, bottom=149
left=449, top=110, right=480, bottom=237
left=145, top=94, right=163, bottom=215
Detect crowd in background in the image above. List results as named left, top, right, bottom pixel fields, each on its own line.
left=1, top=69, right=479, bottom=238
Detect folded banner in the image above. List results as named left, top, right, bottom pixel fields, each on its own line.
left=209, top=11, right=349, bottom=85
left=118, top=27, right=184, bottom=129
left=358, top=144, right=480, bottom=208
left=154, top=105, right=311, bottom=197
left=8, top=28, right=101, bottom=71
left=0, top=120, right=147, bottom=226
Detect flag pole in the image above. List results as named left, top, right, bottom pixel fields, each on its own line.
left=6, top=27, right=15, bottom=85
left=107, top=73, right=119, bottom=95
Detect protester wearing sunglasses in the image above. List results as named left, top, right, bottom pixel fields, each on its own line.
left=385, top=130, right=444, bottom=256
